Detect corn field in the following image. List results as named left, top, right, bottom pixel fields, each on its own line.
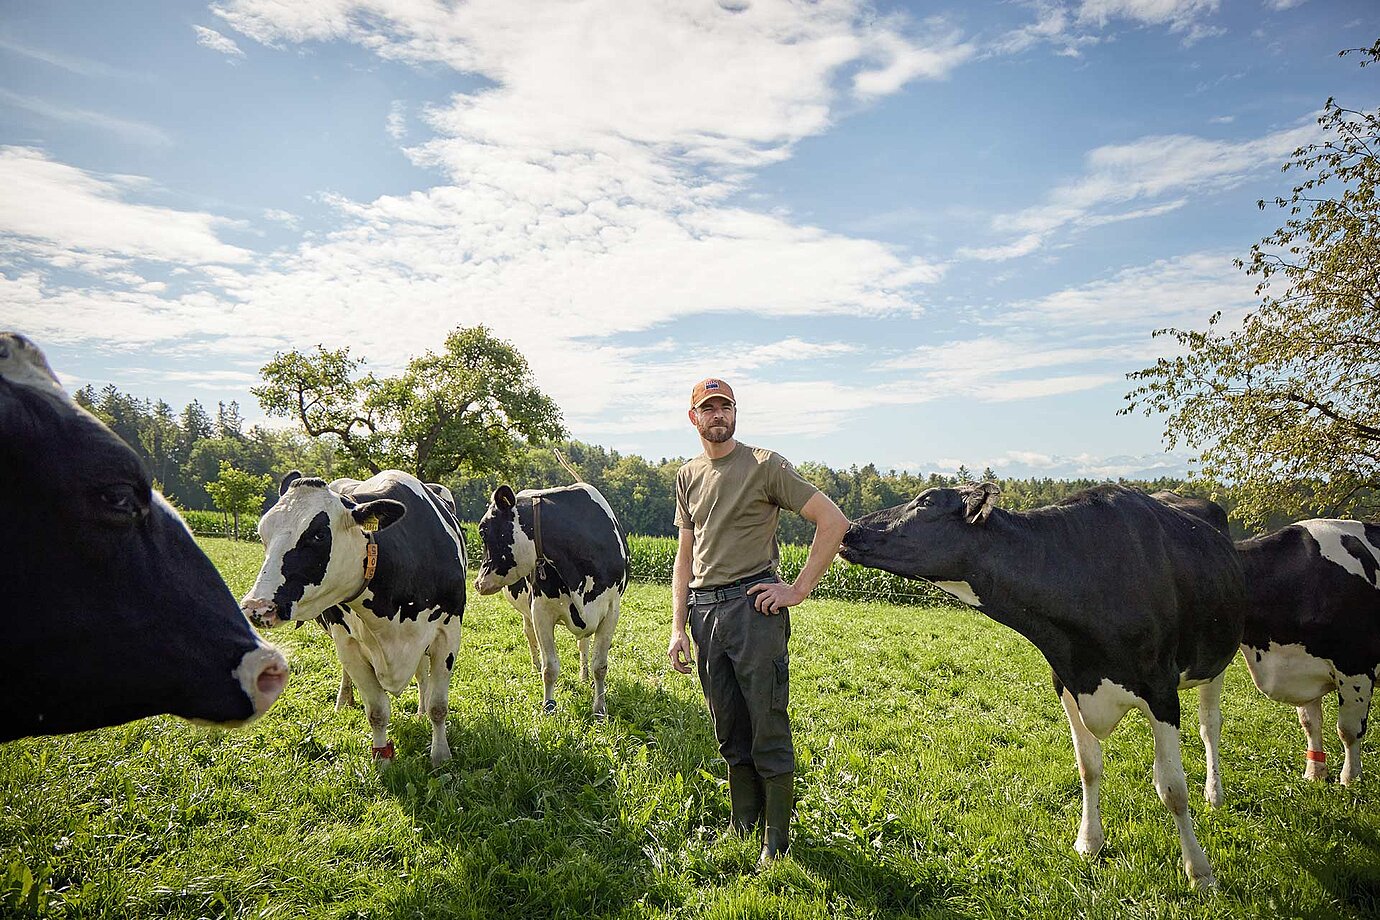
left=194, top=521, right=950, bottom=608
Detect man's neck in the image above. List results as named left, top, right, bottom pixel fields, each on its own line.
left=701, top=437, right=738, bottom=460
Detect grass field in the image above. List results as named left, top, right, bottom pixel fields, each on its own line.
left=2, top=537, right=1378, bottom=918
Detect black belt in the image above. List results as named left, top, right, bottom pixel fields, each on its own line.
left=690, top=569, right=778, bottom=604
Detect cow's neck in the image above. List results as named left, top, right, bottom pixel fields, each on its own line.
left=943, top=510, right=1090, bottom=671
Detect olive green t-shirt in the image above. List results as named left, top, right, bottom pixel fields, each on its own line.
left=674, top=442, right=820, bottom=589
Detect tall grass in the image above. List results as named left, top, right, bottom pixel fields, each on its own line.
left=1, top=537, right=1376, bottom=918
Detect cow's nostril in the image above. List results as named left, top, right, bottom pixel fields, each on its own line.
left=254, top=659, right=290, bottom=708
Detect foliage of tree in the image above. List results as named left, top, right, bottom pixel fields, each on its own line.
left=254, top=326, right=565, bottom=482
left=204, top=461, right=274, bottom=540
left=1124, top=40, right=1380, bottom=528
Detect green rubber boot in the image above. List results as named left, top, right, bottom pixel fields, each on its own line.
left=759, top=772, right=793, bottom=864
left=728, top=764, right=764, bottom=835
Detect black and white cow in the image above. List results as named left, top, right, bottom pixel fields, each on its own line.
left=1237, top=520, right=1380, bottom=785
left=241, top=470, right=466, bottom=765
left=1151, top=492, right=1380, bottom=785
left=840, top=483, right=1247, bottom=888
left=0, top=332, right=289, bottom=741
left=473, top=483, right=628, bottom=716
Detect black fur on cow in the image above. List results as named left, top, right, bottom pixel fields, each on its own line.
left=242, top=470, right=467, bottom=765
left=0, top=332, right=288, bottom=741
left=474, top=483, right=628, bottom=715
left=841, top=483, right=1247, bottom=888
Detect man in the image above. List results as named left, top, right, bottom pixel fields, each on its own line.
left=667, top=377, right=850, bottom=864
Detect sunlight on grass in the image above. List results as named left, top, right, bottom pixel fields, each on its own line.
left=0, top=537, right=1376, bottom=918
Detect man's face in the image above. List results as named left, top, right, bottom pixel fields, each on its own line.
left=691, top=397, right=736, bottom=443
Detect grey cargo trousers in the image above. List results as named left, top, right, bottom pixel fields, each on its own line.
left=688, top=579, right=793, bottom=779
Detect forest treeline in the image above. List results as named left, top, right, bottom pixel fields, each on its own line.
left=77, top=382, right=1328, bottom=541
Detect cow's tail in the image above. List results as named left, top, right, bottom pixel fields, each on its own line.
left=555, top=448, right=584, bottom=483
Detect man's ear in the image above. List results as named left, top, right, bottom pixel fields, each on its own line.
left=492, top=485, right=516, bottom=511
left=352, top=499, right=407, bottom=533
left=279, top=470, right=302, bottom=495
left=961, top=482, right=1000, bottom=525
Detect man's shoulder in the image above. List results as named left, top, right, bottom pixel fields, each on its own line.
left=742, top=444, right=792, bottom=468
left=677, top=454, right=709, bottom=478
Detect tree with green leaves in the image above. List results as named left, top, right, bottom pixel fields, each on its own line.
left=1124, top=40, right=1380, bottom=528
left=254, top=326, right=566, bottom=482
left=205, top=461, right=273, bottom=540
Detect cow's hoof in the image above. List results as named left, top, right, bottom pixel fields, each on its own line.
left=1187, top=868, right=1217, bottom=891
left=372, top=740, right=396, bottom=763
left=1304, top=767, right=1329, bottom=782
left=1074, top=836, right=1104, bottom=858
left=1204, top=784, right=1224, bottom=807
left=592, top=709, right=608, bottom=722
left=431, top=751, right=452, bottom=768
left=542, top=699, right=557, bottom=714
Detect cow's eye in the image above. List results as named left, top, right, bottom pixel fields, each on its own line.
left=311, top=529, right=328, bottom=543
left=96, top=485, right=143, bottom=524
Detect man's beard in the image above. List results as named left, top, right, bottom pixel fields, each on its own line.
left=697, top=417, right=735, bottom=443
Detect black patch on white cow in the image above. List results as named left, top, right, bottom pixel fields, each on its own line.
left=1340, top=533, right=1378, bottom=586
left=273, top=511, right=333, bottom=615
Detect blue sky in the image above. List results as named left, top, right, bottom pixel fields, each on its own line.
left=2, top=0, right=1376, bottom=479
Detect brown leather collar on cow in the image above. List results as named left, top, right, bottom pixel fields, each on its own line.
left=532, top=495, right=551, bottom=579
left=343, top=529, right=380, bottom=605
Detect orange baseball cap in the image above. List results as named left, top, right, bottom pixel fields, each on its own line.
left=690, top=377, right=735, bottom=408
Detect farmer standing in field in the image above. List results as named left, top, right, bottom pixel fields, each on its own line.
left=667, top=377, right=849, bottom=864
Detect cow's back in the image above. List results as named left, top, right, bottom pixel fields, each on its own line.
left=1023, top=487, right=1245, bottom=682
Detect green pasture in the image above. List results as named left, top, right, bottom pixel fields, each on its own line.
left=2, top=537, right=1377, bottom=918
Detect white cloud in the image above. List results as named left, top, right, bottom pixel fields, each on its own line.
left=1077, top=0, right=1220, bottom=34
left=0, top=89, right=172, bottom=146
left=263, top=208, right=299, bottom=228
left=194, top=25, right=245, bottom=58
left=965, top=119, right=1317, bottom=262
left=0, top=148, right=252, bottom=265
left=386, top=100, right=407, bottom=140
left=1000, top=250, right=1255, bottom=327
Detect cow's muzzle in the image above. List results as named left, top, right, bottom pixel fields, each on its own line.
left=473, top=572, right=502, bottom=596
left=242, top=597, right=286, bottom=628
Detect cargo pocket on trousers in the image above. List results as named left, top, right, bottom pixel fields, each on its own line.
left=772, top=654, right=789, bottom=711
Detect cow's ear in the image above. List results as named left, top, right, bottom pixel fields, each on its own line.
left=352, top=499, right=407, bottom=533
left=493, top=485, right=516, bottom=511
left=962, top=482, right=1000, bottom=525
left=279, top=470, right=302, bottom=496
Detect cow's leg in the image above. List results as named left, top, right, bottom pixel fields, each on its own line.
left=333, top=637, right=394, bottom=765
left=1058, top=687, right=1105, bottom=857
left=588, top=599, right=621, bottom=718
left=1196, top=672, right=1226, bottom=806
left=413, top=655, right=432, bottom=714
left=335, top=668, right=355, bottom=711
left=579, top=636, right=591, bottom=684
left=1298, top=697, right=1329, bottom=781
left=1337, top=674, right=1373, bottom=786
left=522, top=606, right=542, bottom=673
left=532, top=598, right=562, bottom=713
left=423, top=626, right=460, bottom=767
left=1147, top=710, right=1215, bottom=888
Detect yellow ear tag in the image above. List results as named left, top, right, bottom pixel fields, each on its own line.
left=360, top=516, right=380, bottom=533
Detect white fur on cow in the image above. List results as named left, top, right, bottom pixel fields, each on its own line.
left=841, top=483, right=1247, bottom=889
left=0, top=332, right=289, bottom=740
left=242, top=470, right=466, bottom=766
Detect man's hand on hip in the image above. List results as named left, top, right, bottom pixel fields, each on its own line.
left=748, top=581, right=805, bottom=614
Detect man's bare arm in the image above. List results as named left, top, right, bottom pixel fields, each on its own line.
left=749, top=491, right=850, bottom=614
left=667, top=526, right=696, bottom=672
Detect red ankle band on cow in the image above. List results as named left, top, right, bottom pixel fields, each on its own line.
left=372, top=741, right=395, bottom=759
left=1306, top=750, right=1326, bottom=763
